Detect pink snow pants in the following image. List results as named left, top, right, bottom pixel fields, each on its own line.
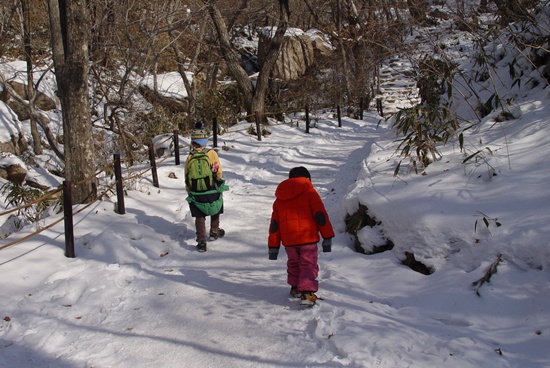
left=284, top=243, right=319, bottom=292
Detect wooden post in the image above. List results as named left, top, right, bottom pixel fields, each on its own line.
left=254, top=111, right=262, bottom=141
left=305, top=104, right=310, bottom=134
left=148, top=144, right=159, bottom=188
left=114, top=154, right=125, bottom=215
left=173, top=130, right=180, bottom=165
left=376, top=98, right=384, bottom=117
left=212, top=118, right=218, bottom=148
left=337, top=105, right=342, bottom=127
left=63, top=181, right=75, bottom=258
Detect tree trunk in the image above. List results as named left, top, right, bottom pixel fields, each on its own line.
left=407, top=0, right=427, bottom=23
left=207, top=0, right=291, bottom=122
left=167, top=11, right=205, bottom=118
left=478, top=0, right=488, bottom=12
left=0, top=73, right=64, bottom=160
left=47, top=0, right=97, bottom=204
left=0, top=2, right=18, bottom=58
left=334, top=0, right=353, bottom=102
left=32, top=110, right=65, bottom=160
left=21, top=0, right=43, bottom=155
left=207, top=1, right=254, bottom=116
left=251, top=1, right=290, bottom=122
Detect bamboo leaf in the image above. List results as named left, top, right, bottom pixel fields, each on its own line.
left=462, top=150, right=481, bottom=164
left=393, top=161, right=401, bottom=177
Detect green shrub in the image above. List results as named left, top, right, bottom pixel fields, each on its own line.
left=393, top=103, right=459, bottom=174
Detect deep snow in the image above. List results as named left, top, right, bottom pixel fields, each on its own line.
left=1, top=107, right=549, bottom=367
left=2, top=4, right=550, bottom=366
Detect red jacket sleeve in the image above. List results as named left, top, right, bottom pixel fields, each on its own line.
left=268, top=204, right=281, bottom=248
left=308, top=190, right=335, bottom=239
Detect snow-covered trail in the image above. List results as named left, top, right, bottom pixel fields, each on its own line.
left=0, top=117, right=386, bottom=367
left=2, top=116, right=548, bottom=367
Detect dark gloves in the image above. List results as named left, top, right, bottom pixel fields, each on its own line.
left=322, top=238, right=332, bottom=253
left=268, top=247, right=279, bottom=260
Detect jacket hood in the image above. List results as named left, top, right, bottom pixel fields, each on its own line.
left=275, top=177, right=312, bottom=201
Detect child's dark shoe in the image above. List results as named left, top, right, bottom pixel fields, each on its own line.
left=289, top=286, right=301, bottom=298
left=209, top=228, right=225, bottom=240
left=197, top=241, right=207, bottom=252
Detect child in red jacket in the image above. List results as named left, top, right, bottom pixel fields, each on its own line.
left=268, top=166, right=335, bottom=306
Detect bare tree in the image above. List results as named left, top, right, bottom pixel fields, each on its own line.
left=0, top=0, right=19, bottom=58
left=206, top=1, right=254, bottom=116
left=494, top=0, right=538, bottom=25
left=407, top=0, right=428, bottom=23
left=47, top=0, right=97, bottom=204
left=251, top=0, right=290, bottom=121
left=299, top=0, right=404, bottom=110
left=0, top=0, right=66, bottom=158
left=87, top=0, right=196, bottom=151
left=20, top=0, right=42, bottom=155
left=166, top=2, right=206, bottom=118
left=206, top=0, right=290, bottom=122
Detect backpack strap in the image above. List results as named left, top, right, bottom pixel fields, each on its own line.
left=190, top=147, right=210, bottom=155
left=187, top=179, right=229, bottom=197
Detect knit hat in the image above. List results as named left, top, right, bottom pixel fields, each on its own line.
left=289, top=166, right=311, bottom=180
left=191, top=122, right=208, bottom=147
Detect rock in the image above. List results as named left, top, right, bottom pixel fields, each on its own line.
left=138, top=85, right=190, bottom=113
left=258, top=29, right=332, bottom=82
left=0, top=81, right=57, bottom=121
left=0, top=141, right=17, bottom=155
left=0, top=164, right=27, bottom=185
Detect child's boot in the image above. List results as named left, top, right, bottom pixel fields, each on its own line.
left=289, top=286, right=301, bottom=298
left=209, top=228, right=225, bottom=240
left=197, top=240, right=207, bottom=252
left=300, top=291, right=317, bottom=306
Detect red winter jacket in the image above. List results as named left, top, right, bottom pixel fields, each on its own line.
left=268, top=177, right=334, bottom=249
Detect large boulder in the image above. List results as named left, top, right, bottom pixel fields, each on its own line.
left=0, top=81, right=57, bottom=121
left=138, top=85, right=190, bottom=113
left=258, top=28, right=332, bottom=82
left=0, top=163, right=27, bottom=186
left=0, top=141, right=17, bottom=155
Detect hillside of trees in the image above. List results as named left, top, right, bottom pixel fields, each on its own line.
left=1, top=0, right=548, bottom=205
